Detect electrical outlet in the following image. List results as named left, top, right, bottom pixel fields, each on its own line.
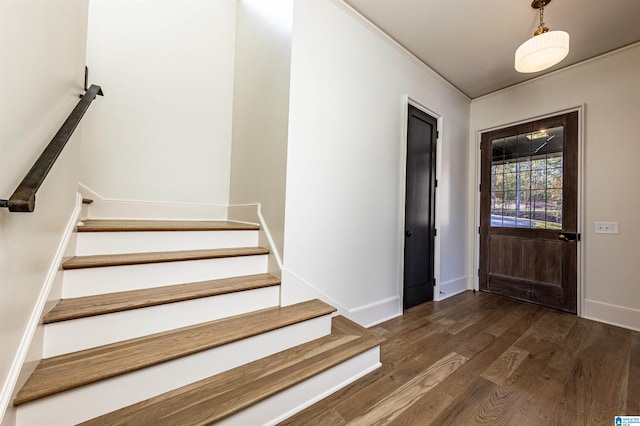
left=595, top=222, right=619, bottom=234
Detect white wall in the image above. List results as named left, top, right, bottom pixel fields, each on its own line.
left=229, top=0, right=293, bottom=257
left=282, top=0, right=471, bottom=326
left=81, top=0, right=236, bottom=205
left=470, top=43, right=640, bottom=331
left=0, top=0, right=89, bottom=423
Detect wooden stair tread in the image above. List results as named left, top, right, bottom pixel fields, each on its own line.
left=62, top=246, right=269, bottom=270
left=78, top=220, right=259, bottom=232
left=43, top=273, right=281, bottom=323
left=14, top=299, right=335, bottom=406
left=79, top=316, right=384, bottom=426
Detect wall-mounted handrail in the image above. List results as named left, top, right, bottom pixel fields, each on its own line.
left=0, top=83, right=103, bottom=212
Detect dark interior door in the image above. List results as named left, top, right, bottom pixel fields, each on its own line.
left=479, top=111, right=578, bottom=313
left=403, top=105, right=437, bottom=309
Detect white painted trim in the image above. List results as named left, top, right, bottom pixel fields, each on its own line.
left=281, top=269, right=402, bottom=328
left=256, top=204, right=283, bottom=271
left=226, top=204, right=261, bottom=226
left=475, top=41, right=640, bottom=101
left=78, top=183, right=227, bottom=221
left=328, top=0, right=469, bottom=102
left=0, top=194, right=82, bottom=424
left=348, top=297, right=402, bottom=328
left=227, top=203, right=282, bottom=279
left=398, top=96, right=444, bottom=306
left=577, top=105, right=586, bottom=317
left=438, top=276, right=469, bottom=300
left=471, top=106, right=585, bottom=314
left=583, top=299, right=640, bottom=332
left=281, top=269, right=348, bottom=314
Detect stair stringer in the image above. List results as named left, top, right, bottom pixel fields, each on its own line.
left=0, top=194, right=82, bottom=426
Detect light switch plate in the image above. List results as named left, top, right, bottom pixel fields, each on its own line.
left=595, top=222, right=619, bottom=234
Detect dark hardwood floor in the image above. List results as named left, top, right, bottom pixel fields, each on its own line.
left=279, top=290, right=639, bottom=425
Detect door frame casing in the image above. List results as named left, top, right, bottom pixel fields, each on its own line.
left=472, top=105, right=585, bottom=315
left=398, top=95, right=443, bottom=305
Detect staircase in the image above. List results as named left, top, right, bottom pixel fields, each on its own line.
left=12, top=215, right=383, bottom=425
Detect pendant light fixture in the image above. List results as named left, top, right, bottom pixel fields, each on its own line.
left=515, top=0, right=569, bottom=73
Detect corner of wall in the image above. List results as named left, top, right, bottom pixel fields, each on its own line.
left=583, top=299, right=640, bottom=332
left=280, top=269, right=402, bottom=328
left=437, top=275, right=471, bottom=301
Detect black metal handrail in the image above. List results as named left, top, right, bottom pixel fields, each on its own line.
left=0, top=83, right=103, bottom=212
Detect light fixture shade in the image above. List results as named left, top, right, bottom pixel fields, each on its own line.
left=515, top=30, right=570, bottom=73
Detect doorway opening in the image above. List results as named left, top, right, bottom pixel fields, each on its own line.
left=403, top=104, right=438, bottom=309
left=479, top=111, right=579, bottom=313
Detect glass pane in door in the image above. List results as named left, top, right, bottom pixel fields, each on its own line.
left=490, top=126, right=564, bottom=229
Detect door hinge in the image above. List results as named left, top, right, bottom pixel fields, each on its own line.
left=477, top=268, right=480, bottom=277
left=436, top=130, right=440, bottom=139
left=478, top=226, right=481, bottom=234
left=479, top=184, right=482, bottom=192
left=434, top=228, right=437, bottom=237
left=435, top=179, right=438, bottom=188
left=433, top=278, right=436, bottom=287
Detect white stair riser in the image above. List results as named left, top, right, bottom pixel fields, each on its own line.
left=75, top=230, right=259, bottom=255
left=43, top=286, right=280, bottom=358
left=16, top=315, right=332, bottom=426
left=220, top=347, right=382, bottom=426
left=62, top=255, right=269, bottom=298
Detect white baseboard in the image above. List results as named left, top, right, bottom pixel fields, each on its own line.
left=228, top=204, right=283, bottom=277
left=227, top=204, right=260, bottom=225
left=437, top=275, right=470, bottom=301
left=0, top=194, right=82, bottom=425
left=348, top=297, right=402, bottom=328
left=78, top=183, right=227, bottom=221
left=583, top=299, right=640, bottom=332
left=280, top=269, right=402, bottom=328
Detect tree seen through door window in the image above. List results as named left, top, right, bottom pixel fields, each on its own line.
left=490, top=126, right=563, bottom=229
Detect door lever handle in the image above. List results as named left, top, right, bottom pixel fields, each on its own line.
left=558, top=232, right=580, bottom=241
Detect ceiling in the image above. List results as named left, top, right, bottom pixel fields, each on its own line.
left=342, top=0, right=640, bottom=98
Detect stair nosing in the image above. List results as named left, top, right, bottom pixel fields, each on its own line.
left=62, top=246, right=269, bottom=270
left=14, top=299, right=336, bottom=406
left=43, top=273, right=281, bottom=324
left=77, top=220, right=259, bottom=233
left=77, top=316, right=384, bottom=426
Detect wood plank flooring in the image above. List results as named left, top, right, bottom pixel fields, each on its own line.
left=280, top=291, right=640, bottom=425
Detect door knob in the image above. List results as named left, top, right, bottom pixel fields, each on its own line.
left=406, top=231, right=412, bottom=237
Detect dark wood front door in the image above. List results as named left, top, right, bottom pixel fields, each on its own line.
left=479, top=111, right=578, bottom=313
left=403, top=105, right=437, bottom=309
